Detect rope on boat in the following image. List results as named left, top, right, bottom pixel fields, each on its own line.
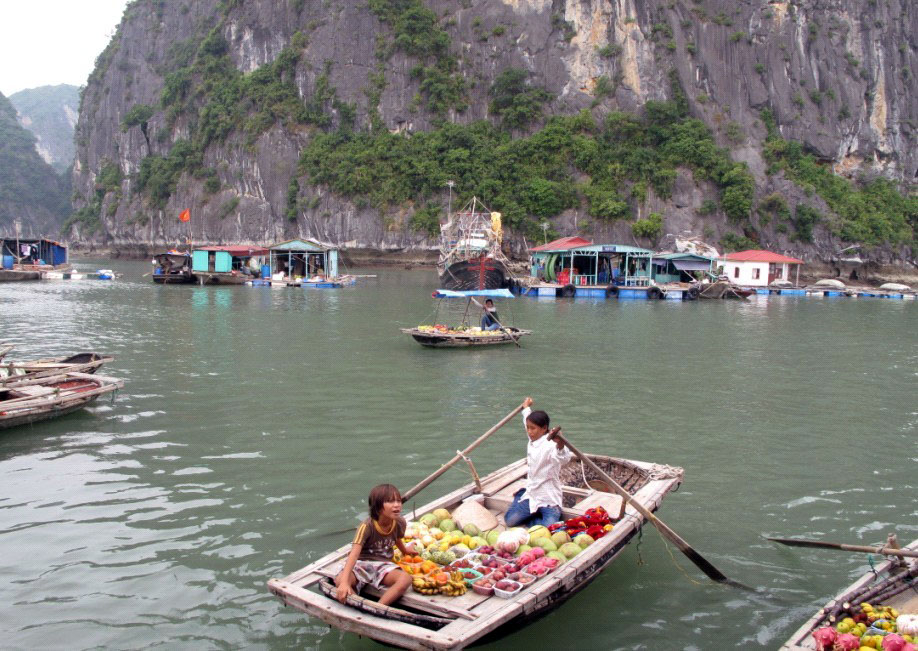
left=659, top=534, right=706, bottom=586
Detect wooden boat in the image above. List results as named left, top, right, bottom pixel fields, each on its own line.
left=0, top=343, right=13, bottom=360
left=780, top=538, right=918, bottom=650
left=0, top=352, right=113, bottom=385
left=152, top=251, right=195, bottom=284
left=401, top=327, right=532, bottom=348
left=0, top=372, right=124, bottom=430
left=268, top=453, right=684, bottom=649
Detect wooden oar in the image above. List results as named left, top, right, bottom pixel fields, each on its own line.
left=466, top=295, right=521, bottom=347
left=767, top=537, right=918, bottom=559
left=402, top=401, right=526, bottom=502
left=548, top=428, right=749, bottom=589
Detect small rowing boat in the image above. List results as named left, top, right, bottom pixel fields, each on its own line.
left=780, top=537, right=918, bottom=650
left=0, top=372, right=124, bottom=430
left=268, top=453, right=683, bottom=649
left=401, top=327, right=532, bottom=348
left=0, top=352, right=113, bottom=385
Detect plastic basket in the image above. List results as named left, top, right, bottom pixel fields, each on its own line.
left=493, top=581, right=522, bottom=598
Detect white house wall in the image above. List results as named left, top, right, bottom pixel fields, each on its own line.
left=722, top=261, right=770, bottom=286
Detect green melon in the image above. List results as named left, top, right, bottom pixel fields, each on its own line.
left=419, top=513, right=440, bottom=527
left=547, top=551, right=567, bottom=565
left=462, top=523, right=480, bottom=537
left=559, top=542, right=581, bottom=559
left=439, top=519, right=457, bottom=532
left=514, top=544, right=532, bottom=556
left=550, top=531, right=571, bottom=547
left=432, top=508, right=451, bottom=521
left=486, top=530, right=500, bottom=546
left=534, top=538, right=558, bottom=552
left=527, top=525, right=550, bottom=541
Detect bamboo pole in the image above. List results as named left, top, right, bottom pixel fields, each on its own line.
left=768, top=537, right=918, bottom=559
left=401, top=401, right=526, bottom=503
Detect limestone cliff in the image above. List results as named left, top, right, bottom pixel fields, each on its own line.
left=71, top=0, right=916, bottom=267
left=9, top=84, right=80, bottom=174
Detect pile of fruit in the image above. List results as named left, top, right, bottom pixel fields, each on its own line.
left=399, top=507, right=604, bottom=598
left=415, top=325, right=506, bottom=337
left=547, top=506, right=614, bottom=541
left=412, top=571, right=468, bottom=596
left=812, top=603, right=916, bottom=651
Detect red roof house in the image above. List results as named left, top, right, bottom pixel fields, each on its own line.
left=720, top=249, right=803, bottom=286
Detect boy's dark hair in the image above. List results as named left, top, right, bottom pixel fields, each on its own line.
left=526, top=410, right=550, bottom=429
left=485, top=299, right=494, bottom=305
left=368, top=483, right=401, bottom=521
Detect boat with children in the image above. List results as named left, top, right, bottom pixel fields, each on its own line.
left=0, top=371, right=123, bottom=430
left=268, top=450, right=683, bottom=649
left=401, top=289, right=531, bottom=348
left=778, top=536, right=918, bottom=650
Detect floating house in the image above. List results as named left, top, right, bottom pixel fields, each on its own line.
left=152, top=251, right=194, bottom=284
left=0, top=238, right=69, bottom=281
left=265, top=238, right=343, bottom=287
left=529, top=238, right=654, bottom=291
left=191, top=245, right=268, bottom=284
left=651, top=252, right=717, bottom=283
left=721, top=249, right=803, bottom=287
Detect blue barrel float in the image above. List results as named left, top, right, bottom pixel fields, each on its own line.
left=2, top=255, right=13, bottom=269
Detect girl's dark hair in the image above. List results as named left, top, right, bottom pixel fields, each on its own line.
left=526, top=410, right=550, bottom=430
left=368, top=483, right=401, bottom=521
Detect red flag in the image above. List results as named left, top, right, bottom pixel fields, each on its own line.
left=179, top=209, right=190, bottom=222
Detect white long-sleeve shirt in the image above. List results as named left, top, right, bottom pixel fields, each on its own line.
left=521, top=407, right=573, bottom=513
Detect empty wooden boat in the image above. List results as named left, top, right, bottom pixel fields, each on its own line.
left=0, top=352, right=113, bottom=385
left=0, top=372, right=124, bottom=430
left=780, top=537, right=918, bottom=650
left=268, top=453, right=683, bottom=649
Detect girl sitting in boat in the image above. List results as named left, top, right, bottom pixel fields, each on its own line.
left=335, top=483, right=416, bottom=607
left=504, top=397, right=573, bottom=527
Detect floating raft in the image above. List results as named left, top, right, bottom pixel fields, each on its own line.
left=268, top=454, right=683, bottom=650
left=780, top=538, right=918, bottom=650
left=401, top=328, right=532, bottom=348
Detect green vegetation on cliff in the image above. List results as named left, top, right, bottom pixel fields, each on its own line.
left=299, top=97, right=754, bottom=239
left=0, top=93, right=70, bottom=230
left=762, top=110, right=917, bottom=246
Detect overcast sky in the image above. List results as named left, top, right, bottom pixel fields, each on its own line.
left=0, top=0, right=130, bottom=96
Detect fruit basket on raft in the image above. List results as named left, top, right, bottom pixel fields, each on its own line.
left=267, top=453, right=683, bottom=650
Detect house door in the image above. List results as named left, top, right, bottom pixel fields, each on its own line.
left=768, top=263, right=776, bottom=284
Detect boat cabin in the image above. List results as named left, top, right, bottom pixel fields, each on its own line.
left=651, top=252, right=717, bottom=283
left=1, top=238, right=68, bottom=270
left=192, top=246, right=268, bottom=282
left=530, top=238, right=654, bottom=287
left=268, top=238, right=339, bottom=284
left=152, top=251, right=193, bottom=283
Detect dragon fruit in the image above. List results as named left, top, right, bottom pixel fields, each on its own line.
left=833, top=633, right=860, bottom=651
left=882, top=635, right=906, bottom=651
left=812, top=627, right=836, bottom=651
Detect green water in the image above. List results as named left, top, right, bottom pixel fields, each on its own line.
left=1, top=259, right=915, bottom=650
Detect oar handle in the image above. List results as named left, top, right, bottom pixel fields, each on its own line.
left=768, top=537, right=918, bottom=558
left=467, top=295, right=521, bottom=347
left=401, top=401, right=526, bottom=503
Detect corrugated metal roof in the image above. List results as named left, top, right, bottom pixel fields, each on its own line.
left=725, top=249, right=803, bottom=264
left=269, top=238, right=335, bottom=252
left=654, top=252, right=717, bottom=261
left=529, top=236, right=593, bottom=252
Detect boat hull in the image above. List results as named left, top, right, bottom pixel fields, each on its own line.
left=0, top=394, right=102, bottom=429
left=153, top=273, right=195, bottom=284
left=440, top=257, right=511, bottom=291
left=0, top=372, right=123, bottom=431
left=195, top=272, right=250, bottom=285
left=401, top=328, right=531, bottom=348
left=0, top=270, right=41, bottom=282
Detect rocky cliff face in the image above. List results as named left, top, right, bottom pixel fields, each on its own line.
left=9, top=84, right=80, bottom=174
left=0, top=93, right=71, bottom=236
left=71, top=0, right=916, bottom=267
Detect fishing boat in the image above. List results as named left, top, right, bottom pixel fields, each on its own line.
left=152, top=251, right=195, bottom=283
left=268, top=453, right=683, bottom=649
left=0, top=372, right=124, bottom=430
left=779, top=537, right=918, bottom=650
left=439, top=197, right=512, bottom=291
left=401, top=289, right=531, bottom=348
left=0, top=352, right=113, bottom=385
left=0, top=343, right=13, bottom=360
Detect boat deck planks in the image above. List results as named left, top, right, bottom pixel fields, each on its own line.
left=268, top=453, right=683, bottom=649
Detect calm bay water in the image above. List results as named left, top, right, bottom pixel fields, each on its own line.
left=0, top=259, right=915, bottom=650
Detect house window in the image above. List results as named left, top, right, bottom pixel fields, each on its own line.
left=776, top=266, right=784, bottom=279
left=733, top=266, right=740, bottom=278
left=753, top=268, right=761, bottom=280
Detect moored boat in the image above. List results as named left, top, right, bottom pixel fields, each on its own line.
left=0, top=352, right=113, bottom=385
left=268, top=453, right=683, bottom=649
left=779, top=538, right=918, bottom=650
left=401, top=326, right=532, bottom=348
left=152, top=251, right=195, bottom=283
left=0, top=372, right=124, bottom=430
left=439, top=197, right=512, bottom=291
left=192, top=245, right=268, bottom=284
